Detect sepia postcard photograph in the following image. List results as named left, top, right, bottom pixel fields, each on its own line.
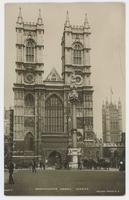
left=3, top=2, right=126, bottom=196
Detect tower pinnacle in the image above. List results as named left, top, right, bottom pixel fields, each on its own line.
left=65, top=10, right=70, bottom=27
left=37, top=9, right=43, bottom=24
left=17, top=7, right=23, bottom=24
left=84, top=13, right=90, bottom=29
left=39, top=8, right=42, bottom=18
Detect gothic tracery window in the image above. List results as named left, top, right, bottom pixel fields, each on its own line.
left=45, top=94, right=64, bottom=133
left=24, top=94, right=35, bottom=115
left=73, top=43, right=82, bottom=65
left=26, top=39, right=35, bottom=62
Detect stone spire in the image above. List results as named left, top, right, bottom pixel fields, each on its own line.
left=17, top=7, right=23, bottom=24
left=84, top=13, right=90, bottom=29
left=37, top=9, right=43, bottom=24
left=65, top=10, right=70, bottom=27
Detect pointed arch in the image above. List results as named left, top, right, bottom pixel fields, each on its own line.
left=72, top=41, right=83, bottom=49
left=45, top=92, right=63, bottom=103
left=48, top=151, right=62, bottom=167
left=72, top=42, right=83, bottom=65
left=26, top=39, right=35, bottom=62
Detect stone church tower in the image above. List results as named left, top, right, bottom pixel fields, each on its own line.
left=62, top=11, right=94, bottom=140
left=102, top=99, right=122, bottom=143
left=13, top=9, right=94, bottom=165
left=13, top=8, right=44, bottom=156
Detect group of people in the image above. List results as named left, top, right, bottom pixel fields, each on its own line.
left=31, top=159, right=45, bottom=173
left=7, top=158, right=125, bottom=185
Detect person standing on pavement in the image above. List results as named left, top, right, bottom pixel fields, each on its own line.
left=8, top=160, right=15, bottom=184
left=32, top=160, right=36, bottom=173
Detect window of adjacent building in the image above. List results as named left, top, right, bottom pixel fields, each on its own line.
left=45, top=94, right=64, bottom=133
left=26, top=39, right=35, bottom=62
left=73, top=44, right=82, bottom=65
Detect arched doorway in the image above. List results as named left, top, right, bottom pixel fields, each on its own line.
left=48, top=151, right=62, bottom=168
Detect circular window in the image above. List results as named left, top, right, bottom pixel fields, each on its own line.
left=25, top=73, right=34, bottom=83
left=76, top=75, right=83, bottom=85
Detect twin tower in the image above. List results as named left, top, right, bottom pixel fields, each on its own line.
left=15, top=8, right=92, bottom=86
left=13, top=8, right=94, bottom=160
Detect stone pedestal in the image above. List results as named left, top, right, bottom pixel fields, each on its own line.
left=68, top=148, right=81, bottom=169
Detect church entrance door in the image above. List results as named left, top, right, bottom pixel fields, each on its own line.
left=48, top=151, right=62, bottom=169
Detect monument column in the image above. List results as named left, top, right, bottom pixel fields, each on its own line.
left=68, top=73, right=81, bottom=168
left=72, top=104, right=77, bottom=148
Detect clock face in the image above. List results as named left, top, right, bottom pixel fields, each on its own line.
left=25, top=73, right=35, bottom=83
left=76, top=75, right=83, bottom=85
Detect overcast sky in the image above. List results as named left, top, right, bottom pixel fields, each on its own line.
left=4, top=3, right=125, bottom=138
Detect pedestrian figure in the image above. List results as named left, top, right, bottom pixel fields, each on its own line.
left=31, top=160, right=33, bottom=172
left=43, top=162, right=45, bottom=170
left=78, top=161, right=82, bottom=170
left=39, top=160, right=43, bottom=170
left=79, top=160, right=83, bottom=170
left=40, top=160, right=45, bottom=170
left=8, top=160, right=14, bottom=184
left=31, top=160, right=36, bottom=173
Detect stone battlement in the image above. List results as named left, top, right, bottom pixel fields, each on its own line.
left=72, top=25, right=84, bottom=31
left=24, top=22, right=37, bottom=29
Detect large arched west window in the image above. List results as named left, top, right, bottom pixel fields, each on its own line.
left=73, top=43, right=82, bottom=65
left=24, top=132, right=34, bottom=151
left=24, top=94, right=35, bottom=115
left=45, top=94, right=64, bottom=133
left=26, top=39, right=35, bottom=62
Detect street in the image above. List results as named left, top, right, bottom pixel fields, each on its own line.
left=4, top=169, right=125, bottom=196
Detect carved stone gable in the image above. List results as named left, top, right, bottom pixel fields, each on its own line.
left=45, top=68, right=62, bottom=82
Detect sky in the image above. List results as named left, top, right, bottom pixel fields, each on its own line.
left=4, top=3, right=125, bottom=138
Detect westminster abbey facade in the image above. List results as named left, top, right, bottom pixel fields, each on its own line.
left=13, top=9, right=95, bottom=165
